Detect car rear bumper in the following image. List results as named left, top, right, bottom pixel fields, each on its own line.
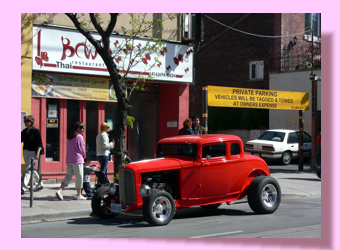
left=245, top=149, right=282, bottom=159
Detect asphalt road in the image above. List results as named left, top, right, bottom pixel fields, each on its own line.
left=21, top=195, right=321, bottom=238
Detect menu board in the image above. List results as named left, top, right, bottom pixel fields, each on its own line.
left=32, top=73, right=117, bottom=102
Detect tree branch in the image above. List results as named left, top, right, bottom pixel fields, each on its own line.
left=65, top=13, right=102, bottom=51
left=106, top=14, right=119, bottom=36
left=89, top=13, right=105, bottom=37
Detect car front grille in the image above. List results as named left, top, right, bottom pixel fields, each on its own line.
left=245, top=144, right=253, bottom=149
left=119, top=169, right=136, bottom=209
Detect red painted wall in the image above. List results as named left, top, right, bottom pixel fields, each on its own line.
left=159, top=83, right=189, bottom=140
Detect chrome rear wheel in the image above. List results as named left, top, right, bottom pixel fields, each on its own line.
left=248, top=176, right=281, bottom=214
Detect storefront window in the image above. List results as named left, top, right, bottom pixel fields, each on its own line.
left=86, top=101, right=98, bottom=161
left=67, top=100, right=80, bottom=136
left=46, top=99, right=60, bottom=162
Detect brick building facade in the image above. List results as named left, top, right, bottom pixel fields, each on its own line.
left=190, top=13, right=317, bottom=131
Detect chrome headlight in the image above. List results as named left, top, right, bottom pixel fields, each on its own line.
left=139, top=184, right=151, bottom=197
left=109, top=183, right=116, bottom=195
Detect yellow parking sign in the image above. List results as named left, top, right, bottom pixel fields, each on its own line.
left=207, top=86, right=309, bottom=110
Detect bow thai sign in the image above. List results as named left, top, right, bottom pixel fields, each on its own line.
left=32, top=26, right=194, bottom=83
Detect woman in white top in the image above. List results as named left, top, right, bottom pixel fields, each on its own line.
left=96, top=123, right=114, bottom=175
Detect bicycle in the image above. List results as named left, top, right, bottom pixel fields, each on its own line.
left=21, top=155, right=42, bottom=191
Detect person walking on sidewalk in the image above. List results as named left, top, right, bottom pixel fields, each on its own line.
left=21, top=115, right=44, bottom=195
left=192, top=115, right=207, bottom=135
left=96, top=123, right=114, bottom=176
left=82, top=157, right=98, bottom=197
left=56, top=122, right=87, bottom=201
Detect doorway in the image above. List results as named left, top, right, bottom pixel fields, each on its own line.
left=129, top=93, right=159, bottom=161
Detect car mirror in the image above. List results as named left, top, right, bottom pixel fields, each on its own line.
left=201, top=155, right=211, bottom=164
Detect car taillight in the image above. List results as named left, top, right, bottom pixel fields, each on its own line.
left=245, top=144, right=253, bottom=149
left=262, top=146, right=275, bottom=151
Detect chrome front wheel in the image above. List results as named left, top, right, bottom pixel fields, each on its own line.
left=152, top=196, right=172, bottom=222
left=143, top=191, right=175, bottom=226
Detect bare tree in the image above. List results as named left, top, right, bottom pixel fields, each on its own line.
left=65, top=13, right=180, bottom=175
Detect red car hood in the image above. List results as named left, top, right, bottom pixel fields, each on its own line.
left=123, top=157, right=192, bottom=173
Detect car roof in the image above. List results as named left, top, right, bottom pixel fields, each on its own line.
left=264, top=129, right=298, bottom=133
left=158, top=134, right=242, bottom=145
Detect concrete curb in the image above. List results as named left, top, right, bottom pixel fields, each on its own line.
left=21, top=210, right=94, bottom=224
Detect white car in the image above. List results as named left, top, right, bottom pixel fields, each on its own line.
left=244, top=129, right=312, bottom=165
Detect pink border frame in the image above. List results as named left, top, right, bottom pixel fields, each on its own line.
left=13, top=3, right=336, bottom=249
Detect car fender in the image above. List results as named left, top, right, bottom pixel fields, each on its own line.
left=239, top=169, right=270, bottom=199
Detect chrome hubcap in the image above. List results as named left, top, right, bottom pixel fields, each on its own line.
left=283, top=153, right=290, bottom=163
left=262, top=184, right=277, bottom=207
left=152, top=196, right=172, bottom=222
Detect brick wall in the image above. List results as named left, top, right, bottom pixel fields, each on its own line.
left=190, top=13, right=308, bottom=129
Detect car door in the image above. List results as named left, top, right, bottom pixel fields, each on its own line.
left=198, top=143, right=228, bottom=198
left=224, top=141, right=248, bottom=194
left=302, top=132, right=312, bottom=156
left=287, top=132, right=299, bottom=157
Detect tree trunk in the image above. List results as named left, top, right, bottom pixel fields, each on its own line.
left=114, top=98, right=129, bottom=174
left=100, top=53, right=129, bottom=176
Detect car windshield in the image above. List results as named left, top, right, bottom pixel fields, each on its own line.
left=257, top=131, right=286, bottom=142
left=157, top=143, right=197, bottom=159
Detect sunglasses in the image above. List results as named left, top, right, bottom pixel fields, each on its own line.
left=79, top=126, right=85, bottom=129
left=24, top=120, right=31, bottom=123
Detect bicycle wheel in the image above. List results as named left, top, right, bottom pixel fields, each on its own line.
left=21, top=168, right=42, bottom=190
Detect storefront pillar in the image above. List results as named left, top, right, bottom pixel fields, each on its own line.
left=159, top=84, right=189, bottom=139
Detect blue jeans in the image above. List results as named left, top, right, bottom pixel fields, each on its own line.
left=82, top=182, right=93, bottom=197
left=97, top=155, right=109, bottom=175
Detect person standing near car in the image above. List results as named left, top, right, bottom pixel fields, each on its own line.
left=178, top=119, right=194, bottom=135
left=192, top=115, right=207, bottom=134
left=56, top=122, right=87, bottom=201
left=21, top=115, right=44, bottom=195
left=96, top=122, right=115, bottom=175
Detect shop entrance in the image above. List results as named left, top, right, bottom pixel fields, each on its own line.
left=129, top=93, right=159, bottom=161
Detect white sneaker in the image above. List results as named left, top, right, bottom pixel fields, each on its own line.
left=56, top=190, right=63, bottom=201
left=75, top=196, right=87, bottom=200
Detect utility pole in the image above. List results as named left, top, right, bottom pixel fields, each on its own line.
left=298, top=110, right=304, bottom=171
left=310, top=19, right=318, bottom=170
left=202, top=86, right=208, bottom=132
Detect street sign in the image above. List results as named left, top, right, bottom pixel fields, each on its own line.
left=208, top=86, right=309, bottom=111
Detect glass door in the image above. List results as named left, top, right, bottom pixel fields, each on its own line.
left=86, top=101, right=98, bottom=161
left=46, top=99, right=60, bottom=162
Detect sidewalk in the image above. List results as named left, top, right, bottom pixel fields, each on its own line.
left=21, top=164, right=321, bottom=224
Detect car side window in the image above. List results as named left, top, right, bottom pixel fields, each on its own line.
left=302, top=132, right=312, bottom=143
left=288, top=132, right=299, bottom=143
left=230, top=143, right=241, bottom=155
left=202, top=144, right=226, bottom=158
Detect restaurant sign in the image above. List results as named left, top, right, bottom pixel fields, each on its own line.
left=32, top=26, right=193, bottom=83
left=32, top=73, right=117, bottom=102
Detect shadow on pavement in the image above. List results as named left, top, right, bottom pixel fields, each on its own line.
left=265, top=156, right=321, bottom=174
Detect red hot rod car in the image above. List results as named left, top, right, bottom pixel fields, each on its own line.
left=91, top=134, right=281, bottom=226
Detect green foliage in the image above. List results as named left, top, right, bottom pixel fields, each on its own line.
left=208, top=107, right=269, bottom=131
left=127, top=115, right=135, bottom=129
left=114, top=173, right=119, bottom=183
